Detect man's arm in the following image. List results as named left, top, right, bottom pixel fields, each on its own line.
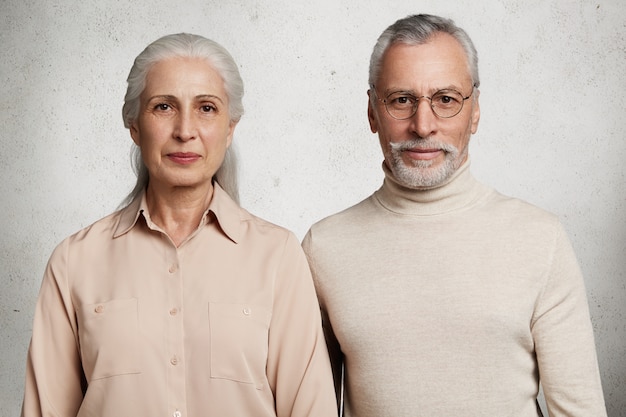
left=302, top=229, right=344, bottom=412
left=532, top=224, right=607, bottom=416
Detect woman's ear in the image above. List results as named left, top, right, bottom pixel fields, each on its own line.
left=130, top=121, right=140, bottom=146
left=226, top=120, right=238, bottom=148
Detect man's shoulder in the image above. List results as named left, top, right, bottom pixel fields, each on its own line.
left=489, top=190, right=560, bottom=222
left=309, top=193, right=377, bottom=235
left=484, top=190, right=567, bottom=241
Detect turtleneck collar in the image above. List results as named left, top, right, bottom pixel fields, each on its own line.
left=373, top=159, right=493, bottom=216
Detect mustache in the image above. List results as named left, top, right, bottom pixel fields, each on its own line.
left=389, top=138, right=458, bottom=154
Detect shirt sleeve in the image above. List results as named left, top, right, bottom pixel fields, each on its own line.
left=21, top=239, right=85, bottom=417
left=531, top=223, right=607, bottom=416
left=265, top=231, right=338, bottom=417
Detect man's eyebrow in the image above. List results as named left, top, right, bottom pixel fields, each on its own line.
left=384, top=87, right=417, bottom=96
left=386, top=85, right=464, bottom=95
left=435, top=84, right=465, bottom=92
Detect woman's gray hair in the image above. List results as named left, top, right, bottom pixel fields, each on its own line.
left=120, top=33, right=244, bottom=207
left=368, top=14, right=480, bottom=89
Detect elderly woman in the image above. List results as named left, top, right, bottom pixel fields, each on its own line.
left=21, top=33, right=337, bottom=417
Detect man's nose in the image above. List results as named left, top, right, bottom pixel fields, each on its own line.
left=410, top=97, right=437, bottom=138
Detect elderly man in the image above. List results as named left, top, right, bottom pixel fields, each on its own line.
left=302, top=14, right=607, bottom=417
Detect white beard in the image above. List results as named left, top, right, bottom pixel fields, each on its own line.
left=388, top=138, right=465, bottom=188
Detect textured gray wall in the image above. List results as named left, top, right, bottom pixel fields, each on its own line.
left=1, top=0, right=624, bottom=415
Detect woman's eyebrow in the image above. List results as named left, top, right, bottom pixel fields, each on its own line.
left=195, top=94, right=225, bottom=103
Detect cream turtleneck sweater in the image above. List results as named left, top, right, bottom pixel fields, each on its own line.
left=302, top=161, right=606, bottom=417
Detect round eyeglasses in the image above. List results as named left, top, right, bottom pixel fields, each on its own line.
left=371, top=85, right=476, bottom=119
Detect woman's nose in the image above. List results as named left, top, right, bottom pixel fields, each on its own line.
left=173, top=111, right=197, bottom=142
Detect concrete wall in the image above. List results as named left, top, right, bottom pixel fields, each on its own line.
left=1, top=0, right=624, bottom=415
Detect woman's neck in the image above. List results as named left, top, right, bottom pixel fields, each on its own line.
left=145, top=181, right=214, bottom=247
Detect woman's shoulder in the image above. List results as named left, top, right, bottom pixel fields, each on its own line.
left=237, top=206, right=296, bottom=241
left=57, top=207, right=127, bottom=247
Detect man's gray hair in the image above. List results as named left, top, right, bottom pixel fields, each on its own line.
left=120, top=33, right=244, bottom=207
left=368, top=14, right=480, bottom=89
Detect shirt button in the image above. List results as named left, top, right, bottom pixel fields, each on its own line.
left=94, top=305, right=104, bottom=313
left=169, top=308, right=178, bottom=316
left=170, top=356, right=178, bottom=366
left=168, top=265, right=178, bottom=273
left=173, top=411, right=182, bottom=417
left=243, top=307, right=251, bottom=315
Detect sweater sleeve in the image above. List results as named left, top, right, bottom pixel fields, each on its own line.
left=531, top=223, right=607, bottom=417
left=21, top=239, right=85, bottom=417
left=266, top=231, right=338, bottom=417
left=302, top=229, right=344, bottom=412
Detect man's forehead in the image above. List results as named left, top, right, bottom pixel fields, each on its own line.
left=378, top=38, right=472, bottom=92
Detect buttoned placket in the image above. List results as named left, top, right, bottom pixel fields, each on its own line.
left=165, top=241, right=187, bottom=417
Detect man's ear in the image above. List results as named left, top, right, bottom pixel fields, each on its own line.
left=367, top=91, right=378, bottom=134
left=470, top=89, right=480, bottom=134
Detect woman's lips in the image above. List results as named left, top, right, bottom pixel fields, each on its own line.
left=168, top=152, right=200, bottom=164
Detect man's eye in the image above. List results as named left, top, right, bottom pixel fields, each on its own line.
left=433, top=92, right=461, bottom=106
left=390, top=96, right=415, bottom=106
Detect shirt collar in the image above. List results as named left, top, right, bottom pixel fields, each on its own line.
left=205, top=182, right=242, bottom=243
left=113, top=182, right=242, bottom=243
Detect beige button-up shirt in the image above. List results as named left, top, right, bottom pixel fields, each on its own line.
left=22, top=184, right=337, bottom=417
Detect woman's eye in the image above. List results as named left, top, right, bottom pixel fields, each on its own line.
left=155, top=103, right=171, bottom=111
left=201, top=105, right=216, bottom=112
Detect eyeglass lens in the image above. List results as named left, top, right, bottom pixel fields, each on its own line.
left=385, top=90, right=466, bottom=119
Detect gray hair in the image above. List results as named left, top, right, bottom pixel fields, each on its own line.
left=120, top=33, right=244, bottom=207
left=368, top=14, right=480, bottom=89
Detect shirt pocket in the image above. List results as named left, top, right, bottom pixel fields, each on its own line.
left=208, top=302, right=271, bottom=389
left=77, top=298, right=141, bottom=381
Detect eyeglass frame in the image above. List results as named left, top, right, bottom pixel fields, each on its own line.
left=370, top=84, right=477, bottom=120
